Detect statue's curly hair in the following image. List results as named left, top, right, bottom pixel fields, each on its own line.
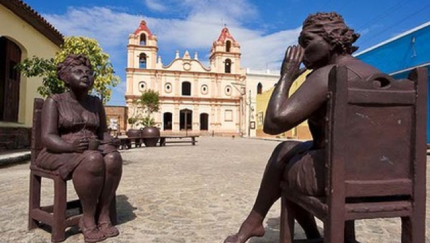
left=301, top=12, right=360, bottom=54
left=57, top=54, right=93, bottom=83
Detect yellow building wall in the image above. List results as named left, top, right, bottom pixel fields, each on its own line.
left=256, top=71, right=312, bottom=140
left=0, top=5, right=60, bottom=128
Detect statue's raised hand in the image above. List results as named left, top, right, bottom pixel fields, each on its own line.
left=280, top=45, right=305, bottom=80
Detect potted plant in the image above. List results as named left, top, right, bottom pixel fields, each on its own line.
left=126, top=100, right=143, bottom=138
left=126, top=116, right=142, bottom=137
left=139, top=89, right=160, bottom=147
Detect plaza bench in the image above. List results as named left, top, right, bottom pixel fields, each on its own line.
left=159, top=136, right=198, bottom=146
left=119, top=137, right=143, bottom=150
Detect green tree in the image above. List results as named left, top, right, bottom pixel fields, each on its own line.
left=127, top=99, right=143, bottom=129
left=127, top=116, right=140, bottom=129
left=138, top=90, right=159, bottom=127
left=16, top=36, right=120, bottom=103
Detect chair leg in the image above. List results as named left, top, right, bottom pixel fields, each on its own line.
left=401, top=214, right=425, bottom=243
left=51, top=177, right=67, bottom=243
left=280, top=196, right=295, bottom=243
left=324, top=216, right=344, bottom=243
left=402, top=192, right=426, bottom=243
left=401, top=217, right=412, bottom=243
left=28, top=172, right=41, bottom=230
left=344, top=220, right=356, bottom=241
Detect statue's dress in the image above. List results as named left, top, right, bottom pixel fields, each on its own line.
left=36, top=92, right=117, bottom=179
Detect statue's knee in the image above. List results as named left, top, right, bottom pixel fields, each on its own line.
left=282, top=140, right=303, bottom=151
left=104, top=152, right=122, bottom=175
left=272, top=141, right=302, bottom=163
left=82, top=152, right=104, bottom=176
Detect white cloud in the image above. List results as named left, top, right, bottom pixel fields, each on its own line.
left=144, top=0, right=168, bottom=12
left=241, top=28, right=302, bottom=70
left=44, top=5, right=301, bottom=69
left=359, top=24, right=383, bottom=37
left=42, top=3, right=302, bottom=104
left=45, top=7, right=139, bottom=49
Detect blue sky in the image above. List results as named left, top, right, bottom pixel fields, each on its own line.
left=23, top=0, right=430, bottom=106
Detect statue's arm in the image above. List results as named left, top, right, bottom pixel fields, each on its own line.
left=41, top=98, right=75, bottom=153
left=264, top=65, right=329, bottom=135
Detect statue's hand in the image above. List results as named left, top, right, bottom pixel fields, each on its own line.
left=280, top=45, right=304, bottom=79
left=72, top=138, right=89, bottom=153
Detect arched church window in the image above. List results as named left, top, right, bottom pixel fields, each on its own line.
left=139, top=53, right=147, bottom=69
left=140, top=33, right=146, bottom=45
left=226, top=40, right=231, bottom=52
left=225, top=59, right=231, bottom=74
left=257, top=82, right=263, bottom=94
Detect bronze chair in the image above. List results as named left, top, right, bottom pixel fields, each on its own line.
left=280, top=66, right=427, bottom=243
left=28, top=98, right=117, bottom=242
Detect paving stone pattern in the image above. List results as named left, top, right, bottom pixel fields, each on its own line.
left=0, top=137, right=429, bottom=242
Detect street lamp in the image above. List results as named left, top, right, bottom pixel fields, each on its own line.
left=247, top=90, right=253, bottom=137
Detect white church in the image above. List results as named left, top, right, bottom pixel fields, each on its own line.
left=125, top=20, right=279, bottom=137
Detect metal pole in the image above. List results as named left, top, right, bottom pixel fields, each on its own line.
left=248, top=90, right=251, bottom=137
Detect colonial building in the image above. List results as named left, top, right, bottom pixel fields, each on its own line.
left=104, top=106, right=128, bottom=136
left=0, top=0, right=63, bottom=150
left=244, top=68, right=280, bottom=137
left=125, top=21, right=247, bottom=136
left=255, top=71, right=312, bottom=140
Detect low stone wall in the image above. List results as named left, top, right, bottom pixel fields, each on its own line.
left=0, top=127, right=31, bottom=151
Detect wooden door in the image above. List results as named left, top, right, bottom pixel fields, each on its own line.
left=0, top=37, right=21, bottom=122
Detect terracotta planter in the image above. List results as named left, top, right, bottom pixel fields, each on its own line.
left=142, top=127, right=160, bottom=147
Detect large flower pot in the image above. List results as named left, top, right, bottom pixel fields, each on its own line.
left=126, top=128, right=141, bottom=138
left=142, top=127, right=160, bottom=147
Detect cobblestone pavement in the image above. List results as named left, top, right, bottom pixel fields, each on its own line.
left=0, top=137, right=429, bottom=243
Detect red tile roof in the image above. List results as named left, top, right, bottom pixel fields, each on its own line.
left=217, top=27, right=236, bottom=43
left=134, top=20, right=153, bottom=36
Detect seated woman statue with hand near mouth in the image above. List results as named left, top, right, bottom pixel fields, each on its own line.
left=224, top=12, right=380, bottom=243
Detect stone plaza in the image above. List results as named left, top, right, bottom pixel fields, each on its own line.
left=0, top=136, right=429, bottom=242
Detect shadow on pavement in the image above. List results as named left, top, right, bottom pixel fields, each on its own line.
left=116, top=194, right=137, bottom=225
left=249, top=216, right=322, bottom=243
left=34, top=194, right=137, bottom=239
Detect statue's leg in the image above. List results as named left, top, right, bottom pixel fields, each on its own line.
left=97, top=151, right=123, bottom=237
left=288, top=203, right=321, bottom=239
left=72, top=152, right=106, bottom=242
left=225, top=141, right=319, bottom=243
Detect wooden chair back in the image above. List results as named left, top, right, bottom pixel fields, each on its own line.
left=326, top=65, right=427, bottom=202
left=31, top=98, right=44, bottom=165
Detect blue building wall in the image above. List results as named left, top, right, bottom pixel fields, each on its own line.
left=356, top=23, right=430, bottom=143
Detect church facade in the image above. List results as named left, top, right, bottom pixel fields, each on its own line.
left=125, top=21, right=251, bottom=136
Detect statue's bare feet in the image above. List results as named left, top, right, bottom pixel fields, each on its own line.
left=79, top=218, right=106, bottom=243
left=98, top=221, right=119, bottom=238
left=223, top=223, right=265, bottom=243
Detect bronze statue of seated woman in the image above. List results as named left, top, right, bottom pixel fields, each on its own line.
left=36, top=54, right=122, bottom=243
left=224, top=12, right=381, bottom=243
